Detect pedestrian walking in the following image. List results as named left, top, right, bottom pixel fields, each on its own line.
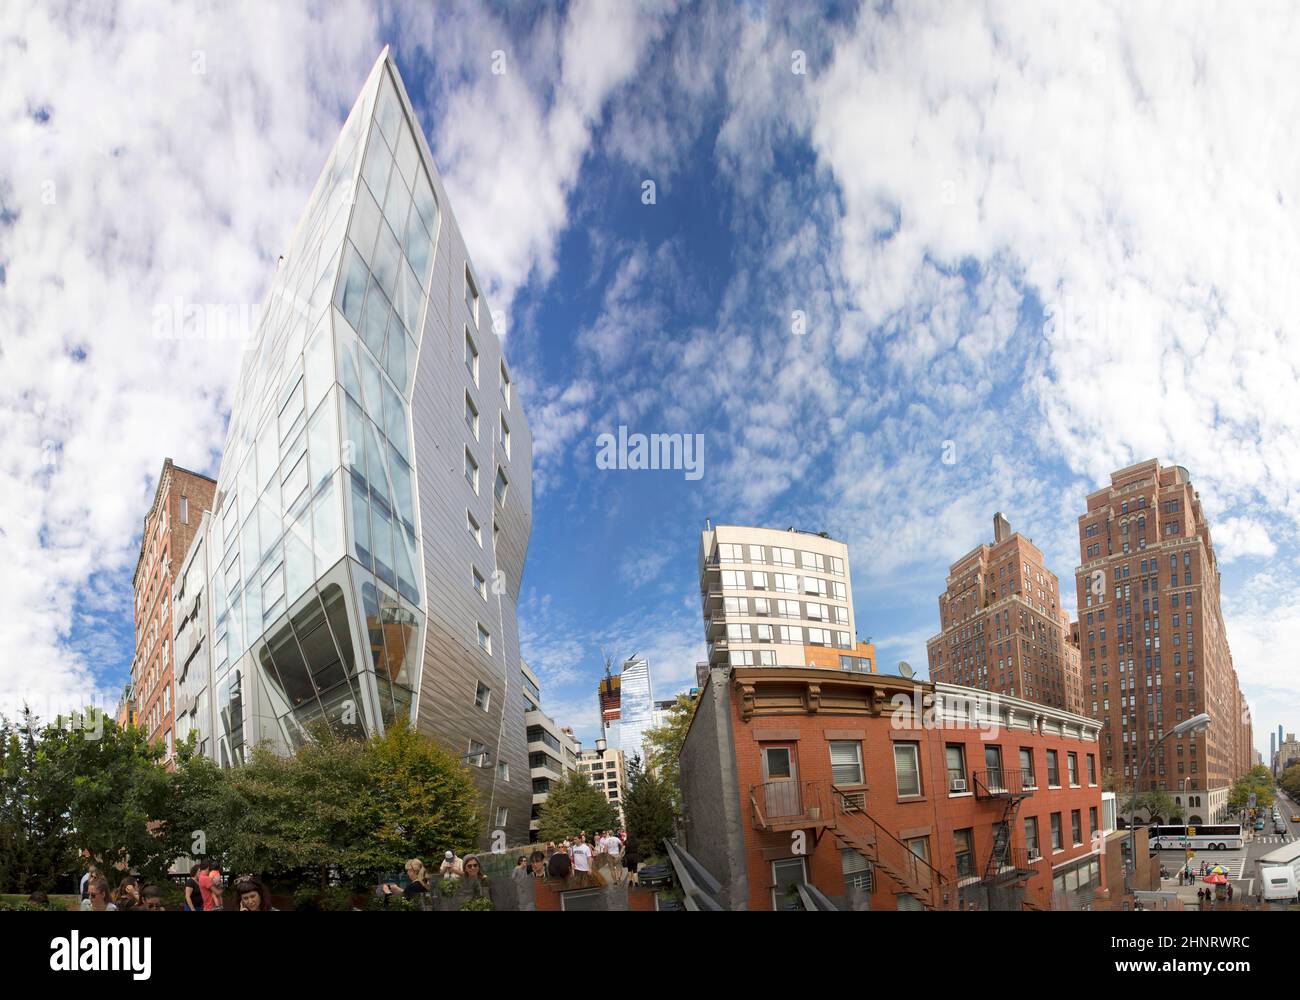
left=571, top=833, right=594, bottom=877
left=140, top=885, right=166, bottom=911
left=79, top=863, right=98, bottom=902
left=546, top=844, right=572, bottom=879
left=623, top=830, right=639, bottom=883
left=184, top=864, right=204, bottom=912
left=1227, top=883, right=1233, bottom=902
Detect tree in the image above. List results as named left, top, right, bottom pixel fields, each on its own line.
left=1120, top=789, right=1181, bottom=822
left=535, top=771, right=619, bottom=843
left=1227, top=765, right=1275, bottom=812
left=621, top=755, right=674, bottom=856
left=643, top=692, right=695, bottom=808
left=196, top=724, right=482, bottom=890
left=1279, top=764, right=1300, bottom=801
left=0, top=708, right=76, bottom=893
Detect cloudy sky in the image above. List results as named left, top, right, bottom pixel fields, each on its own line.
left=1, top=0, right=1297, bottom=753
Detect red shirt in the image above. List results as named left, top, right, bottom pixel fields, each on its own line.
left=197, top=869, right=221, bottom=911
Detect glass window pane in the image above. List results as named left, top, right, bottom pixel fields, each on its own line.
left=243, top=573, right=261, bottom=649
left=307, top=392, right=339, bottom=494
left=372, top=501, right=395, bottom=588
left=382, top=173, right=411, bottom=245
left=383, top=319, right=408, bottom=392
left=284, top=496, right=313, bottom=604
left=367, top=421, right=390, bottom=506
left=371, top=221, right=401, bottom=300
left=343, top=396, right=368, bottom=486
left=256, top=422, right=276, bottom=495
left=321, top=583, right=357, bottom=675
left=376, top=74, right=401, bottom=144
left=405, top=210, right=432, bottom=284
left=312, top=472, right=344, bottom=572
left=394, top=124, right=419, bottom=188
left=383, top=381, right=407, bottom=460
left=268, top=622, right=318, bottom=711
left=395, top=259, right=422, bottom=335
left=303, top=320, right=333, bottom=415
left=359, top=274, right=390, bottom=359
left=388, top=443, right=414, bottom=532
left=335, top=242, right=368, bottom=330
left=349, top=182, right=383, bottom=263
left=349, top=475, right=373, bottom=571
left=336, top=322, right=363, bottom=405
left=394, top=528, right=420, bottom=605
left=413, top=170, right=439, bottom=234
left=258, top=495, right=280, bottom=563
left=361, top=128, right=392, bottom=207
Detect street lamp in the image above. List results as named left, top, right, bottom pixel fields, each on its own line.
left=1126, top=712, right=1211, bottom=896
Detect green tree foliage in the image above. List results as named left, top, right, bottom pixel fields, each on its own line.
left=0, top=709, right=77, bottom=893
left=535, top=771, right=619, bottom=843
left=1227, top=764, right=1275, bottom=811
left=197, top=723, right=480, bottom=890
left=1120, top=789, right=1183, bottom=822
left=1278, top=764, right=1300, bottom=801
left=643, top=692, right=695, bottom=808
left=621, top=755, right=675, bottom=856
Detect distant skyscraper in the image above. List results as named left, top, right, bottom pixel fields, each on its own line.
left=1074, top=459, right=1250, bottom=824
left=598, top=666, right=621, bottom=749
left=619, top=655, right=655, bottom=762
left=926, top=512, right=1080, bottom=712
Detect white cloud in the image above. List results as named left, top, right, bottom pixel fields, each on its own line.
left=1214, top=517, right=1279, bottom=563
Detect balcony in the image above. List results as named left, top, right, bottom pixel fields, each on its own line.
left=749, top=780, right=829, bottom=834
left=972, top=769, right=1035, bottom=800
left=982, top=847, right=1041, bottom=884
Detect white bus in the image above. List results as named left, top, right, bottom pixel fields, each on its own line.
left=1147, top=823, right=1244, bottom=850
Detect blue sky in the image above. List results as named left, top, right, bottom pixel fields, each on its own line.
left=2, top=0, right=1297, bottom=755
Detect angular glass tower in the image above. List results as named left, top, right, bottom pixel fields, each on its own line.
left=618, top=655, right=655, bottom=763
left=199, top=49, right=532, bottom=844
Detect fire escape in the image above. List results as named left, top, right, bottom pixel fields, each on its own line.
left=972, top=768, right=1038, bottom=882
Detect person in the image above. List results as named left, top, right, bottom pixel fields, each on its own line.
left=209, top=875, right=227, bottom=911
left=1196, top=887, right=1205, bottom=906
left=27, top=890, right=50, bottom=907
left=623, top=830, right=639, bottom=881
left=113, top=876, right=142, bottom=909
left=546, top=844, right=572, bottom=880
left=529, top=850, right=546, bottom=878
left=459, top=855, right=488, bottom=898
left=399, top=859, right=430, bottom=902
left=1227, top=883, right=1234, bottom=902
left=602, top=830, right=622, bottom=860
left=571, top=833, right=594, bottom=880
left=439, top=851, right=464, bottom=880
left=235, top=876, right=275, bottom=911
left=183, top=864, right=204, bottom=912
left=81, top=877, right=116, bottom=911
left=197, top=860, right=221, bottom=911
left=140, top=885, right=166, bottom=911
left=79, top=863, right=98, bottom=902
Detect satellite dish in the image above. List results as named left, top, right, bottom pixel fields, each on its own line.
left=898, top=661, right=915, bottom=679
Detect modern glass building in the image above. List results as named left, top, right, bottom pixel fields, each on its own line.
left=188, top=48, right=533, bottom=845
left=618, top=655, right=655, bottom=763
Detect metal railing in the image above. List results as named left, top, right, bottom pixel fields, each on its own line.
left=972, top=768, right=1035, bottom=798
left=831, top=786, right=950, bottom=907
left=749, top=780, right=826, bottom=829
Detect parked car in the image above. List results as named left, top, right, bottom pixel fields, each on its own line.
left=1255, top=819, right=1266, bottom=830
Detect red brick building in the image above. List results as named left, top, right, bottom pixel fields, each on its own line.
left=927, top=513, right=1081, bottom=713
left=1073, top=459, right=1252, bottom=823
left=680, top=665, right=1104, bottom=910
left=128, top=459, right=216, bottom=760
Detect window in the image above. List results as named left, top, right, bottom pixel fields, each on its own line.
left=1068, top=752, right=1079, bottom=786
left=467, top=510, right=481, bottom=545
left=1087, top=754, right=1097, bottom=785
left=904, top=837, right=929, bottom=864
left=1050, top=812, right=1063, bottom=851
left=477, top=624, right=491, bottom=654
left=465, top=265, right=479, bottom=325
left=473, top=566, right=486, bottom=599
left=1089, top=806, right=1098, bottom=837
left=841, top=849, right=872, bottom=890
left=829, top=741, right=863, bottom=785
left=494, top=806, right=508, bottom=827
left=475, top=681, right=491, bottom=711
left=1071, top=810, right=1083, bottom=845
left=1047, top=750, right=1060, bottom=786
left=894, top=742, right=922, bottom=797
left=494, top=466, right=508, bottom=505
left=468, top=739, right=487, bottom=765
left=771, top=857, right=806, bottom=909
left=498, top=761, right=509, bottom=782
left=500, top=414, right=510, bottom=458
left=954, top=828, right=976, bottom=878
left=464, top=448, right=478, bottom=492
left=464, top=328, right=479, bottom=382
left=180, top=496, right=189, bottom=524
left=499, top=361, right=511, bottom=407
left=1019, top=748, right=1036, bottom=786
left=464, top=392, right=478, bottom=437
left=946, top=744, right=967, bottom=791
left=1024, top=816, right=1040, bottom=857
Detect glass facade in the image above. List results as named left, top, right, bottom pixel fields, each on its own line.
left=206, top=59, right=437, bottom=759
left=619, top=656, right=655, bottom=762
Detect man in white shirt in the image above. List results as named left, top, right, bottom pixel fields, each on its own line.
left=601, top=830, right=621, bottom=858
left=571, top=833, right=594, bottom=874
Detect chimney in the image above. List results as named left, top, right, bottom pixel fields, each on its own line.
left=993, top=512, right=1012, bottom=543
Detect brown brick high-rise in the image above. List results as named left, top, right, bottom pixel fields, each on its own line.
left=128, top=459, right=216, bottom=760
left=1073, top=459, right=1251, bottom=823
left=927, top=513, right=1081, bottom=712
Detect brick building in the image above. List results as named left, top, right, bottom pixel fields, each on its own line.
left=1074, top=459, right=1252, bottom=823
left=926, top=513, right=1081, bottom=713
left=128, top=459, right=216, bottom=760
left=679, top=664, right=1104, bottom=910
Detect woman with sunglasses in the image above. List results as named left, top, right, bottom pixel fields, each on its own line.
left=80, top=877, right=116, bottom=911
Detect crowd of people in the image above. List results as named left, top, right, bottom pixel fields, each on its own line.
left=70, top=859, right=274, bottom=912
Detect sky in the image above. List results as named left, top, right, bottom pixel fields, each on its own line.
left=1, top=0, right=1297, bottom=755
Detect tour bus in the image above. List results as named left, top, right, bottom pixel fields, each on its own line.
left=1147, top=823, right=1245, bottom=850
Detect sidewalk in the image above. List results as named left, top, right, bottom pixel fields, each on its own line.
left=1160, top=875, right=1241, bottom=910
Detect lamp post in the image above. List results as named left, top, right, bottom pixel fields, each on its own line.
left=1126, top=712, right=1211, bottom=896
